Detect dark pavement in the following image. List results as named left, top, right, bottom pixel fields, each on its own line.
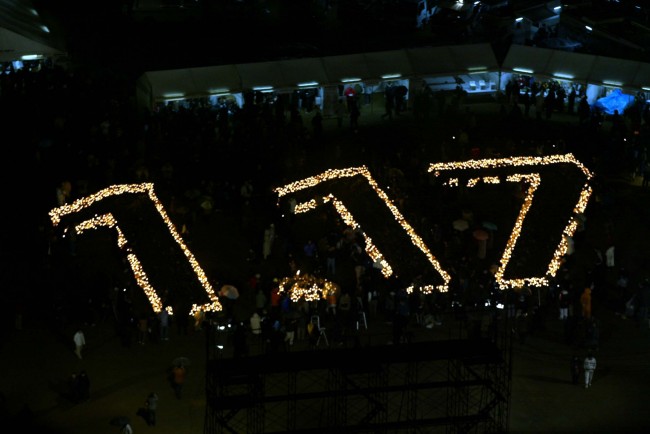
left=4, top=96, right=650, bottom=433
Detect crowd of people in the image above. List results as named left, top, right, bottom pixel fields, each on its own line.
left=1, top=55, right=648, bottom=364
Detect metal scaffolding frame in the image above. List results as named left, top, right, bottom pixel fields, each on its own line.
left=204, top=306, right=512, bottom=434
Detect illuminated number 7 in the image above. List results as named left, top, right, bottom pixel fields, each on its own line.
left=429, top=154, right=593, bottom=289
left=49, top=183, right=221, bottom=316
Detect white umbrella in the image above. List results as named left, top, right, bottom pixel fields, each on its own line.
left=482, top=221, right=498, bottom=231
left=172, top=356, right=191, bottom=367
left=219, top=285, right=239, bottom=300
left=453, top=219, right=469, bottom=232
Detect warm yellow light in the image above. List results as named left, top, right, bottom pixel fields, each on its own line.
left=275, top=166, right=451, bottom=293
left=430, top=154, right=593, bottom=289
left=278, top=272, right=339, bottom=302
left=49, top=183, right=222, bottom=316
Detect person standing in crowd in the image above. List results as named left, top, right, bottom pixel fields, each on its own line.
left=255, top=287, right=267, bottom=313
left=262, top=223, right=276, bottom=260
left=145, top=392, right=158, bottom=426
left=571, top=355, right=581, bottom=385
left=137, top=315, right=148, bottom=345
left=55, top=180, right=72, bottom=206
left=73, top=328, right=86, bottom=359
left=583, top=352, right=597, bottom=388
left=158, top=309, right=170, bottom=341
left=558, top=286, right=570, bottom=320
left=349, top=97, right=360, bottom=133
left=76, top=370, right=90, bottom=402
left=250, top=310, right=262, bottom=336
left=334, top=97, right=346, bottom=129
left=311, top=107, right=323, bottom=139
left=580, top=286, right=592, bottom=320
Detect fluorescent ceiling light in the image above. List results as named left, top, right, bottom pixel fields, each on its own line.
left=553, top=72, right=574, bottom=80
left=642, top=87, right=650, bottom=91
left=162, top=92, right=184, bottom=98
left=468, top=66, right=487, bottom=72
left=515, top=17, right=523, bottom=22
left=603, top=80, right=622, bottom=87
left=554, top=6, right=562, bottom=11
left=513, top=67, right=534, bottom=74
left=21, top=54, right=43, bottom=60
left=298, top=81, right=319, bottom=87
left=40, top=25, right=50, bottom=33
left=381, top=73, right=401, bottom=79
left=163, top=97, right=186, bottom=102
left=585, top=25, right=592, bottom=31
left=208, top=88, right=230, bottom=94
left=29, top=8, right=39, bottom=16
left=252, top=86, right=273, bottom=91
left=341, top=77, right=361, bottom=83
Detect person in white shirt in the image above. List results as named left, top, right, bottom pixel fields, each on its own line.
left=73, top=329, right=86, bottom=359
left=583, top=352, right=597, bottom=388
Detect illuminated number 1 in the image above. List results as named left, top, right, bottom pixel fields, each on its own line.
left=49, top=183, right=221, bottom=316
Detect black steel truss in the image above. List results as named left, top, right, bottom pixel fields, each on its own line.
left=204, top=307, right=512, bottom=434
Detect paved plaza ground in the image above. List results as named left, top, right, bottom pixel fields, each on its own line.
left=4, top=96, right=650, bottom=433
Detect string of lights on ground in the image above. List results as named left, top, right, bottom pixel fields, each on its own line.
left=48, top=154, right=593, bottom=314
left=49, top=183, right=222, bottom=316
left=429, top=153, right=593, bottom=289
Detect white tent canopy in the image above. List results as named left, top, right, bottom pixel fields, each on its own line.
left=0, top=0, right=65, bottom=63
left=321, top=53, right=370, bottom=83
left=138, top=43, right=500, bottom=104
left=501, top=44, right=650, bottom=90
left=139, top=42, right=650, bottom=107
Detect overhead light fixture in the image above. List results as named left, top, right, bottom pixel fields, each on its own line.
left=252, top=86, right=273, bottom=91
left=40, top=25, right=50, bottom=33
left=585, top=25, right=593, bottom=31
left=298, top=81, right=319, bottom=87
left=603, top=80, right=622, bottom=87
left=515, top=17, right=524, bottom=22
left=21, top=54, right=43, bottom=61
left=468, top=66, right=487, bottom=72
left=553, top=72, right=574, bottom=80
left=381, top=73, right=401, bottom=80
left=162, top=92, right=184, bottom=99
left=554, top=6, right=562, bottom=12
left=341, top=77, right=361, bottom=83
left=208, top=88, right=230, bottom=95
left=642, top=87, right=650, bottom=91
left=513, top=67, right=534, bottom=74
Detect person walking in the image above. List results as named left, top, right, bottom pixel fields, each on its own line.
left=171, top=364, right=186, bottom=399
left=145, top=392, right=158, bottom=426
left=583, top=352, right=597, bottom=388
left=73, top=329, right=86, bottom=359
